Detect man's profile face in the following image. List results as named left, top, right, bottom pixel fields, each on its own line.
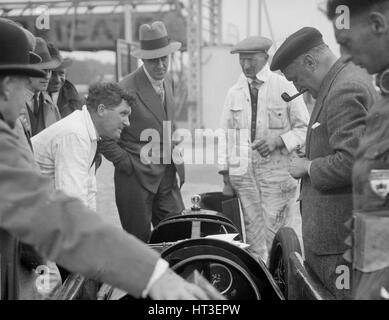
left=2, top=76, right=29, bottom=128
left=101, top=99, right=131, bottom=139
left=283, top=59, right=318, bottom=98
left=29, top=69, right=52, bottom=92
left=143, top=56, right=169, bottom=81
left=239, top=52, right=268, bottom=79
left=333, top=12, right=388, bottom=74
left=48, top=70, right=66, bottom=93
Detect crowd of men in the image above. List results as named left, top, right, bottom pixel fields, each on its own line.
left=1, top=0, right=389, bottom=300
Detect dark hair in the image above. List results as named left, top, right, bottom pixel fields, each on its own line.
left=327, top=0, right=389, bottom=19
left=86, top=82, right=136, bottom=112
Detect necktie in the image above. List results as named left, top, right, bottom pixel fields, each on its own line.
left=33, top=92, right=41, bottom=116
left=250, top=79, right=262, bottom=98
left=249, top=79, right=262, bottom=142
left=157, top=83, right=165, bottom=105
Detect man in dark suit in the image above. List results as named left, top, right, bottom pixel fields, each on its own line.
left=99, top=21, right=185, bottom=242
left=270, top=27, right=378, bottom=299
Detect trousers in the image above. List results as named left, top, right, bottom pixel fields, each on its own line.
left=229, top=150, right=301, bottom=263
left=114, top=163, right=185, bottom=242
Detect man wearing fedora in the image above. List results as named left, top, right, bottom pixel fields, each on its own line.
left=218, top=36, right=309, bottom=263
left=47, top=42, right=84, bottom=118
left=19, top=37, right=61, bottom=138
left=99, top=21, right=185, bottom=242
left=0, top=20, right=210, bottom=300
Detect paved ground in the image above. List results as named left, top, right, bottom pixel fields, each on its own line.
left=96, top=157, right=222, bottom=227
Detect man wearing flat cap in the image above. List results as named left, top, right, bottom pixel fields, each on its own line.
left=271, top=27, right=378, bottom=299
left=218, top=36, right=309, bottom=263
left=0, top=19, right=210, bottom=300
left=99, top=21, right=185, bottom=242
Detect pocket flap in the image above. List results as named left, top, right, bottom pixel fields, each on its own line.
left=229, top=104, right=244, bottom=111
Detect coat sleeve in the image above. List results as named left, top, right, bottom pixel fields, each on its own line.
left=0, top=128, right=159, bottom=298
left=98, top=137, right=133, bottom=173
left=280, top=81, right=310, bottom=153
left=310, top=82, right=373, bottom=190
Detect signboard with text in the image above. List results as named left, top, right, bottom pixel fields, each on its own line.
left=9, top=10, right=186, bottom=51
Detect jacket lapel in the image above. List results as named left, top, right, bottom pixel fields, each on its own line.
left=135, top=67, right=166, bottom=125
left=306, top=59, right=346, bottom=156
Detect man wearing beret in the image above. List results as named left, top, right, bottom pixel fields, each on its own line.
left=218, top=36, right=309, bottom=263
left=270, top=27, right=378, bottom=299
left=0, top=20, right=209, bottom=300
left=327, top=0, right=389, bottom=300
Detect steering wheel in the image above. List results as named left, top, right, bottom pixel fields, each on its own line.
left=171, top=254, right=261, bottom=300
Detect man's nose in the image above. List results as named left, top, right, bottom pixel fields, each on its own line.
left=243, top=61, right=251, bottom=70
left=123, top=116, right=130, bottom=127
left=157, top=59, right=164, bottom=68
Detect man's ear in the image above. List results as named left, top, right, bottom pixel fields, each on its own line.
left=0, top=76, right=12, bottom=101
left=369, top=12, right=388, bottom=34
left=97, top=104, right=105, bottom=116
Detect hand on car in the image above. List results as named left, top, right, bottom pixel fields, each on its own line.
left=148, top=269, right=210, bottom=300
left=252, top=136, right=283, bottom=157
left=289, top=157, right=311, bottom=179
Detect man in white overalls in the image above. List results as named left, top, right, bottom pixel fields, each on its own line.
left=218, top=36, right=309, bottom=263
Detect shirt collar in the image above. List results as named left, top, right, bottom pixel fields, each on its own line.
left=25, top=89, right=35, bottom=103
left=143, top=65, right=164, bottom=88
left=82, top=105, right=99, bottom=142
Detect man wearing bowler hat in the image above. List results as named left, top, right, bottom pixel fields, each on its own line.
left=0, top=20, right=210, bottom=300
left=270, top=27, right=378, bottom=299
left=218, top=36, right=309, bottom=263
left=19, top=37, right=62, bottom=138
left=99, top=21, right=185, bottom=242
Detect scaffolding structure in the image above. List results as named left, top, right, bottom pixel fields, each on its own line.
left=0, top=0, right=223, bottom=128
left=185, top=0, right=222, bottom=128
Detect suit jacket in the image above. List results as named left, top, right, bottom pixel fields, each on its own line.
left=99, top=66, right=182, bottom=193
left=19, top=91, right=61, bottom=137
left=301, top=59, right=378, bottom=255
left=0, top=117, right=159, bottom=298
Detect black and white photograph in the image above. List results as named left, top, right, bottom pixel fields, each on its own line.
left=0, top=0, right=388, bottom=308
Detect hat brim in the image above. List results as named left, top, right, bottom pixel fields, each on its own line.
left=0, top=65, right=46, bottom=77
left=131, top=42, right=181, bottom=59
left=230, top=49, right=268, bottom=54
left=33, top=57, right=62, bottom=70
left=54, top=58, right=73, bottom=71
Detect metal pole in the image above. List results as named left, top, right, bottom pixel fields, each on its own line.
left=123, top=3, right=132, bottom=43
left=246, top=0, right=251, bottom=37
left=258, top=0, right=262, bottom=35
left=263, top=0, right=276, bottom=49
left=197, top=0, right=203, bottom=128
